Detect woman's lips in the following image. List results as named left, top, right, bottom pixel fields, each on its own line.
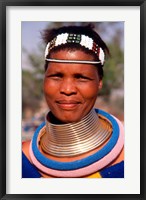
left=56, top=100, right=80, bottom=110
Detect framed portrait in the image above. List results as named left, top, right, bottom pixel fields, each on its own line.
left=0, top=0, right=145, bottom=199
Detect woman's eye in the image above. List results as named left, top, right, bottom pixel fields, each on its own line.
left=75, top=75, right=93, bottom=81
left=46, top=73, right=63, bottom=80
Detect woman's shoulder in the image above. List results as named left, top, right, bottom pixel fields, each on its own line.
left=22, top=140, right=31, bottom=160
left=22, top=140, right=42, bottom=178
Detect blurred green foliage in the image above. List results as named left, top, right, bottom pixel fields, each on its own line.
left=22, top=22, right=124, bottom=117
left=22, top=46, right=44, bottom=114
left=99, top=42, right=124, bottom=98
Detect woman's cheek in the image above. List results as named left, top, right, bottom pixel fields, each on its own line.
left=43, top=79, right=58, bottom=96
left=78, top=84, right=99, bottom=99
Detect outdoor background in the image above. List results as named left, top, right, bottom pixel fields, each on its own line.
left=22, top=22, right=124, bottom=141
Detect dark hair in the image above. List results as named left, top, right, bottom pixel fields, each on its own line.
left=42, top=24, right=109, bottom=80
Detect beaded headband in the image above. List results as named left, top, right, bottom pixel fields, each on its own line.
left=45, top=33, right=105, bottom=65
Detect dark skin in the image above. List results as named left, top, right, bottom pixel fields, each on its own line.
left=43, top=49, right=103, bottom=123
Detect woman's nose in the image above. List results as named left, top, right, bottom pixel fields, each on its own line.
left=60, top=79, right=77, bottom=96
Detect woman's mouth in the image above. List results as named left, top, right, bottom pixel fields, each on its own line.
left=56, top=100, right=80, bottom=110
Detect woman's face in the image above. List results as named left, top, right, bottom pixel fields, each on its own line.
left=43, top=49, right=102, bottom=123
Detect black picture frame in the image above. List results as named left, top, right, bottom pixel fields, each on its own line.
left=0, top=0, right=145, bottom=199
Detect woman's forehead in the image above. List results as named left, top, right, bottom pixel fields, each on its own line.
left=46, top=62, right=98, bottom=75
left=50, top=49, right=95, bottom=60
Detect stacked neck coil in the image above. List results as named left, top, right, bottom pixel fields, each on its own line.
left=40, top=109, right=112, bottom=157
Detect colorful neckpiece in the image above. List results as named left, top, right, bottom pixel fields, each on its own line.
left=31, top=109, right=119, bottom=170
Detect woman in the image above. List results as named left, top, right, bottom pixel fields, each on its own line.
left=22, top=24, right=124, bottom=178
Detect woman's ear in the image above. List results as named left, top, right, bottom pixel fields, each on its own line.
left=99, top=80, right=103, bottom=89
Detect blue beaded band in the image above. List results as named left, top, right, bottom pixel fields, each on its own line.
left=31, top=109, right=119, bottom=170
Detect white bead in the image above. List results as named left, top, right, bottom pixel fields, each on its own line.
left=99, top=48, right=105, bottom=65
left=45, top=42, right=50, bottom=58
